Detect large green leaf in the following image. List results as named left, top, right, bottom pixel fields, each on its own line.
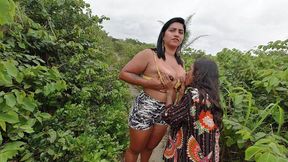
left=0, top=111, right=19, bottom=124
left=13, top=90, right=25, bottom=105
left=257, top=152, right=277, bottom=162
left=272, top=106, right=284, bottom=130
left=0, top=150, right=18, bottom=162
left=0, top=141, right=25, bottom=162
left=0, top=141, right=25, bottom=152
left=22, top=96, right=36, bottom=112
left=15, top=72, right=23, bottom=83
left=3, top=60, right=18, bottom=78
left=0, top=71, right=12, bottom=86
left=4, top=93, right=16, bottom=107
left=0, top=0, right=15, bottom=25
left=245, top=146, right=263, bottom=160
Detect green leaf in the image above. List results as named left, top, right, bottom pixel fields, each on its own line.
left=4, top=93, right=16, bottom=107
left=47, top=129, right=57, bottom=143
left=15, top=72, right=24, bottom=83
left=22, top=96, right=36, bottom=112
left=269, top=77, right=280, bottom=87
left=254, top=132, right=267, bottom=141
left=276, top=157, right=288, bottom=162
left=34, top=88, right=42, bottom=94
left=13, top=90, right=25, bottom=105
left=275, top=87, right=287, bottom=91
left=47, top=148, right=55, bottom=155
left=55, top=80, right=67, bottom=91
left=3, top=60, right=18, bottom=78
left=0, top=142, right=25, bottom=161
left=17, top=132, right=24, bottom=138
left=0, top=141, right=25, bottom=152
left=268, top=143, right=281, bottom=156
left=0, top=131, right=2, bottom=145
left=245, top=146, right=263, bottom=160
left=256, top=152, right=277, bottom=162
left=0, top=120, right=6, bottom=131
left=0, top=150, right=18, bottom=162
left=0, top=111, right=19, bottom=123
left=19, top=125, right=34, bottom=133
left=23, top=83, right=31, bottom=89
left=272, top=107, right=284, bottom=125
left=40, top=112, right=51, bottom=119
left=0, top=0, right=15, bottom=25
left=234, top=94, right=243, bottom=106
left=18, top=42, right=26, bottom=49
left=43, top=83, right=55, bottom=96
left=20, top=152, right=32, bottom=161
left=33, top=112, right=42, bottom=124
left=0, top=71, right=12, bottom=86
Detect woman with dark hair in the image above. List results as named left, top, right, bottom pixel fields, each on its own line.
left=119, top=17, right=186, bottom=162
left=162, top=59, right=222, bottom=162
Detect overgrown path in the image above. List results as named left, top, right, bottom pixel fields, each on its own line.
left=128, top=85, right=166, bottom=162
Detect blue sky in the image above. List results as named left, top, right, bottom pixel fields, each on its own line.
left=85, top=0, right=288, bottom=54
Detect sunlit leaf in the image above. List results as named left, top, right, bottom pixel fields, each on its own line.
left=0, top=0, right=15, bottom=25
left=0, top=111, right=19, bottom=123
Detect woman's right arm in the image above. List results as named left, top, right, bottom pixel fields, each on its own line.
left=119, top=49, right=164, bottom=90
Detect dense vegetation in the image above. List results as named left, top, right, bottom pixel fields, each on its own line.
left=182, top=44, right=288, bottom=162
left=0, top=0, right=287, bottom=162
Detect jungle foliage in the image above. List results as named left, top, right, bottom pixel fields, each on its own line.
left=0, top=0, right=287, bottom=162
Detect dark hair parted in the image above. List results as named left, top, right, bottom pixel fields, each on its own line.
left=189, top=59, right=223, bottom=129
left=156, top=17, right=186, bottom=66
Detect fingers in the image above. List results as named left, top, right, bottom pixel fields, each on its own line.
left=161, top=73, right=176, bottom=89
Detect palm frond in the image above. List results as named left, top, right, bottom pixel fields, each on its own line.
left=157, top=20, right=165, bottom=25
left=183, top=34, right=209, bottom=49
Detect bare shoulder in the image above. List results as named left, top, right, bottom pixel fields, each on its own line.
left=135, top=48, right=155, bottom=57
left=132, top=48, right=155, bottom=62
left=121, top=48, right=155, bottom=74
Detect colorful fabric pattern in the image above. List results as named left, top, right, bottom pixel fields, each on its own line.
left=163, top=88, right=220, bottom=162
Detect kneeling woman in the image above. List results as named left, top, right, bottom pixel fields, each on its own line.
left=162, top=59, right=223, bottom=162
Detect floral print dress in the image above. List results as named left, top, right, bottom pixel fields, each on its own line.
left=162, top=87, right=220, bottom=162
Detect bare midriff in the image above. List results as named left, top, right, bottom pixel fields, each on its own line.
left=143, top=88, right=170, bottom=103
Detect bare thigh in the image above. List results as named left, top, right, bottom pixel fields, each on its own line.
left=145, top=124, right=168, bottom=149
left=129, top=127, right=153, bottom=153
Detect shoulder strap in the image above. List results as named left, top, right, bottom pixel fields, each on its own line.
left=153, top=52, right=164, bottom=84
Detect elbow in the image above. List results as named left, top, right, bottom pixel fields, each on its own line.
left=118, top=71, right=124, bottom=80
left=118, top=70, right=126, bottom=81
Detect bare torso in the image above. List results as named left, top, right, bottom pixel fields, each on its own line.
left=143, top=49, right=185, bottom=102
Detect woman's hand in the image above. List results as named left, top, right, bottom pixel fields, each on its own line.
left=161, top=73, right=176, bottom=90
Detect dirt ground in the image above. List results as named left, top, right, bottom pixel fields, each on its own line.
left=144, top=134, right=167, bottom=162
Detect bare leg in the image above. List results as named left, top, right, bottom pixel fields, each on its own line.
left=125, top=127, right=153, bottom=162
left=140, top=124, right=168, bottom=162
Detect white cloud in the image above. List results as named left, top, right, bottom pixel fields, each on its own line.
left=85, top=0, right=288, bottom=54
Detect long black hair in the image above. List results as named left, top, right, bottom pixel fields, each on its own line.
left=155, top=17, right=186, bottom=66
left=189, top=59, right=223, bottom=128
